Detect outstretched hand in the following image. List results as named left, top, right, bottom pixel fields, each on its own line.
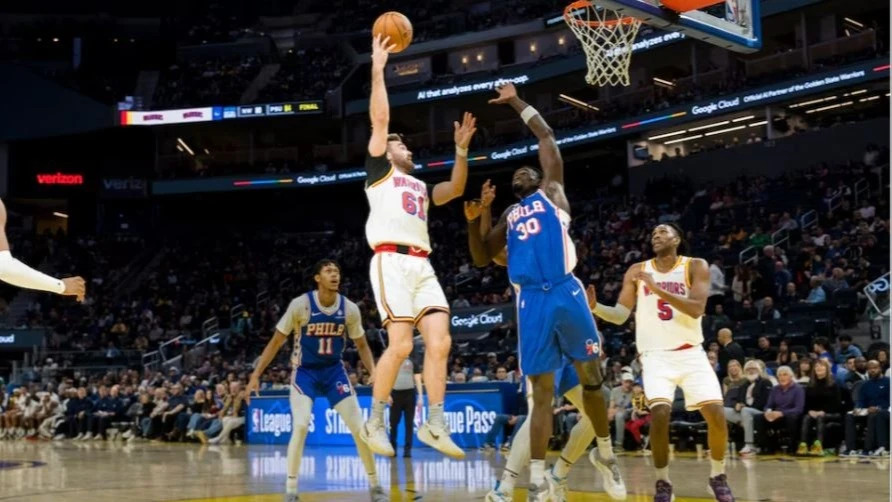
left=371, top=34, right=397, bottom=69
left=62, top=276, right=86, bottom=303
left=488, top=82, right=518, bottom=105
left=464, top=200, right=483, bottom=221
left=454, top=112, right=478, bottom=148
left=480, top=179, right=496, bottom=208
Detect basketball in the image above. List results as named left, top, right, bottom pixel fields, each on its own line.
left=372, top=11, right=413, bottom=53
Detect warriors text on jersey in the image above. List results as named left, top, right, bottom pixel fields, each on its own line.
left=506, top=190, right=577, bottom=287
left=276, top=291, right=364, bottom=367
left=364, top=154, right=432, bottom=253
left=635, top=256, right=704, bottom=352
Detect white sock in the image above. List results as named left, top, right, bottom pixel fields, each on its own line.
left=428, top=402, right=445, bottom=428
left=530, top=459, right=546, bottom=487
left=371, top=399, right=388, bottom=423
left=710, top=458, right=725, bottom=478
left=553, top=455, right=573, bottom=479
left=499, top=467, right=520, bottom=492
left=596, top=436, right=614, bottom=460
left=655, top=466, right=670, bottom=483
left=335, top=397, right=381, bottom=488
left=286, top=476, right=298, bottom=494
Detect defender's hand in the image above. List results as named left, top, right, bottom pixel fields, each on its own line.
left=480, top=180, right=496, bottom=208
left=245, top=376, right=261, bottom=404
left=586, top=284, right=598, bottom=311
left=454, top=112, right=478, bottom=149
left=62, top=277, right=86, bottom=302
left=488, top=82, right=518, bottom=104
left=464, top=200, right=483, bottom=221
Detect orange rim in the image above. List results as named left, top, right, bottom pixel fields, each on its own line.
left=563, top=0, right=640, bottom=27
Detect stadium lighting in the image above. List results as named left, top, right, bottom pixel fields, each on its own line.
left=731, top=115, right=755, bottom=122
left=53, top=212, right=68, bottom=219
left=663, top=134, right=703, bottom=145
left=688, top=120, right=730, bottom=131
left=704, top=125, right=746, bottom=136
left=647, top=130, right=688, bottom=140
left=748, top=120, right=768, bottom=127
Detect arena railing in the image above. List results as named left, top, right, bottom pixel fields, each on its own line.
left=799, top=209, right=818, bottom=231
left=738, top=245, right=758, bottom=266
left=770, top=227, right=790, bottom=251
left=853, top=178, right=870, bottom=206
left=141, top=334, right=185, bottom=372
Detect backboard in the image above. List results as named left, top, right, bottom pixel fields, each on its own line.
left=591, top=0, right=761, bottom=53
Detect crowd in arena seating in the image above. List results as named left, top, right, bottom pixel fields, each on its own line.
left=257, top=46, right=352, bottom=103
left=154, top=56, right=264, bottom=107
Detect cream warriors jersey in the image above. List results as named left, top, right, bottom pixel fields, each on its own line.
left=364, top=154, right=432, bottom=253
left=635, top=256, right=704, bottom=352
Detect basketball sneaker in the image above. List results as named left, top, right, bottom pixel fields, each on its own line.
left=546, top=465, right=569, bottom=502
left=360, top=420, right=394, bottom=457
left=654, top=480, right=675, bottom=502
left=370, top=486, right=388, bottom=502
left=484, top=481, right=513, bottom=502
left=527, top=482, right=551, bottom=502
left=796, top=442, right=808, bottom=455
left=809, top=440, right=824, bottom=456
left=417, top=421, right=465, bottom=459
left=589, top=448, right=627, bottom=500
left=708, top=474, right=736, bottom=502
left=282, top=493, right=298, bottom=502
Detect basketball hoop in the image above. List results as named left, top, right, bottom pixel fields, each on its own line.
left=563, top=0, right=642, bottom=87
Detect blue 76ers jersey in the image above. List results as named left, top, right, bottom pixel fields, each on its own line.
left=299, top=293, right=347, bottom=367
left=506, top=189, right=577, bottom=287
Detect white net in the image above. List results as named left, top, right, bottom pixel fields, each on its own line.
left=563, top=1, right=642, bottom=87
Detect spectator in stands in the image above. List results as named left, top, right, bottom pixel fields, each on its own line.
left=736, top=298, right=758, bottom=321
left=776, top=339, right=799, bottom=367
left=836, top=335, right=863, bottom=365
left=872, top=349, right=890, bottom=373
left=708, top=304, right=732, bottom=334
left=779, top=282, right=800, bottom=309
left=798, top=358, right=846, bottom=456
left=749, top=227, right=771, bottom=248
left=773, top=262, right=792, bottom=299
left=91, top=385, right=118, bottom=440
left=68, top=387, right=93, bottom=440
left=481, top=412, right=526, bottom=452
left=823, top=268, right=849, bottom=292
left=175, top=389, right=208, bottom=442
left=813, top=337, right=836, bottom=372
left=731, top=265, right=753, bottom=303
left=203, top=381, right=246, bottom=445
left=756, top=366, right=805, bottom=454
left=708, top=256, right=727, bottom=314
left=160, top=384, right=188, bottom=441
left=757, top=297, right=781, bottom=320
left=754, top=336, right=777, bottom=362
left=843, top=356, right=868, bottom=390
left=717, top=328, right=746, bottom=379
left=494, top=366, right=512, bottom=383
left=452, top=372, right=467, bottom=383
left=844, top=360, right=890, bottom=457
left=804, top=277, right=827, bottom=304
left=146, top=387, right=169, bottom=440
left=609, top=373, right=634, bottom=449
left=722, top=360, right=746, bottom=395
left=0, top=387, right=24, bottom=438
left=726, top=360, right=773, bottom=457
left=624, top=383, right=650, bottom=450
left=795, top=358, right=813, bottom=385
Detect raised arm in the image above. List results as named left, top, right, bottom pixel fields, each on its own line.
left=465, top=184, right=509, bottom=268
left=432, top=112, right=477, bottom=205
left=587, top=263, right=639, bottom=325
left=489, top=82, right=563, bottom=187
left=0, top=199, right=85, bottom=300
left=367, top=35, right=396, bottom=157
left=638, top=258, right=710, bottom=319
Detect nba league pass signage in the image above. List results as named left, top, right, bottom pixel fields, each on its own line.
left=248, top=391, right=503, bottom=447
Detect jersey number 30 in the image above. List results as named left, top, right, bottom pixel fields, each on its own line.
left=514, top=218, right=541, bottom=240
left=657, top=299, right=673, bottom=321
left=402, top=193, right=427, bottom=221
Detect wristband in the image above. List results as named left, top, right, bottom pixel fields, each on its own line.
left=456, top=145, right=468, bottom=157
left=520, top=106, right=540, bottom=124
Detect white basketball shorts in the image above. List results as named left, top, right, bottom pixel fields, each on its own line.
left=369, top=252, right=449, bottom=325
left=640, top=348, right=723, bottom=410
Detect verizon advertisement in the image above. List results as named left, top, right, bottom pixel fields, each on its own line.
left=100, top=178, right=148, bottom=198
left=120, top=107, right=215, bottom=126
left=36, top=172, right=84, bottom=186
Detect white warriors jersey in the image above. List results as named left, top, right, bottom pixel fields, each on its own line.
left=635, top=256, right=704, bottom=352
left=364, top=166, right=432, bottom=253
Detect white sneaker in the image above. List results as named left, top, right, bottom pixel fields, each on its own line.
left=589, top=448, right=627, bottom=500
left=739, top=445, right=760, bottom=456
left=417, top=421, right=465, bottom=459
left=872, top=447, right=889, bottom=458
left=122, top=430, right=133, bottom=440
left=527, top=482, right=551, bottom=502
left=546, top=466, right=568, bottom=502
left=93, top=433, right=104, bottom=441
left=484, top=482, right=513, bottom=502
left=83, top=432, right=94, bottom=441
left=74, top=433, right=84, bottom=441
left=26, top=428, right=36, bottom=437
left=53, top=433, right=66, bottom=441
left=359, top=420, right=394, bottom=457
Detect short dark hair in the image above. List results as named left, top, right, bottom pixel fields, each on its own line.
left=312, top=259, right=340, bottom=278
left=664, top=222, right=689, bottom=254
left=387, top=133, right=403, bottom=143
left=839, top=334, right=852, bottom=342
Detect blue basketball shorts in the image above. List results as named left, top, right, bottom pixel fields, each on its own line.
left=516, top=275, right=602, bottom=377
left=292, top=363, right=354, bottom=407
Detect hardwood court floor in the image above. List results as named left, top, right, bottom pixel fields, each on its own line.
left=0, top=441, right=888, bottom=501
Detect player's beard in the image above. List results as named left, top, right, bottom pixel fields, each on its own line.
left=512, top=182, right=526, bottom=198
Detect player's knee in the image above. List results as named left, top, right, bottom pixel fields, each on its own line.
left=386, top=335, right=414, bottom=359
left=425, top=332, right=451, bottom=358
left=650, top=403, right=671, bottom=423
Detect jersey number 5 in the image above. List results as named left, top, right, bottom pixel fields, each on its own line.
left=318, top=338, right=333, bottom=355
left=514, top=218, right=541, bottom=240
left=657, top=299, right=673, bottom=321
left=402, top=192, right=427, bottom=221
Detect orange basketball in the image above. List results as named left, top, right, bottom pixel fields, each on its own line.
left=372, top=11, right=413, bottom=53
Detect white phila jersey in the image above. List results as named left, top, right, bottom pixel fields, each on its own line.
left=635, top=256, right=704, bottom=352
left=364, top=157, right=432, bottom=253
